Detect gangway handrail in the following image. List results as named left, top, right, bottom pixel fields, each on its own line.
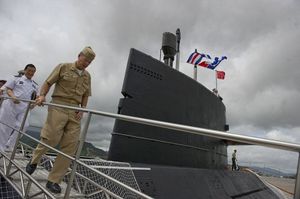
left=1, top=95, right=300, bottom=199
left=3, top=96, right=300, bottom=152
left=0, top=124, right=152, bottom=198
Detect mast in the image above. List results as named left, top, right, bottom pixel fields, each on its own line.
left=193, top=49, right=198, bottom=80
left=175, top=28, right=181, bottom=71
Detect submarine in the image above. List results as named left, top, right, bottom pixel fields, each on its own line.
left=107, top=30, right=285, bottom=199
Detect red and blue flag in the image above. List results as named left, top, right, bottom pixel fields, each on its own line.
left=199, top=56, right=227, bottom=70
left=186, top=52, right=211, bottom=65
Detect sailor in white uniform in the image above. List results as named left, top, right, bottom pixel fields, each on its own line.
left=0, top=64, right=39, bottom=152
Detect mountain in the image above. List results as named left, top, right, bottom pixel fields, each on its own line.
left=250, top=166, right=295, bottom=178
left=20, top=126, right=108, bottom=159
left=80, top=142, right=108, bottom=159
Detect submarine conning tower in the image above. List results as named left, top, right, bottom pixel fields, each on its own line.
left=108, top=31, right=228, bottom=169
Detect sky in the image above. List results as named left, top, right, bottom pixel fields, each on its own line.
left=0, top=0, right=299, bottom=174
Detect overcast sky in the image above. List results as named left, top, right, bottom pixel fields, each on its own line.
left=0, top=0, right=299, bottom=173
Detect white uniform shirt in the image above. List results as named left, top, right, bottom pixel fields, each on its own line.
left=5, top=75, right=39, bottom=108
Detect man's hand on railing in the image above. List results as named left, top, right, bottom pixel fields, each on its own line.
left=75, top=111, right=83, bottom=120
left=29, top=103, right=36, bottom=109
left=35, top=95, right=46, bottom=106
left=12, top=96, right=20, bottom=104
left=6, top=89, right=20, bottom=104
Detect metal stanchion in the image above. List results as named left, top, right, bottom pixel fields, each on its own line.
left=64, top=112, right=92, bottom=199
left=294, top=152, right=300, bottom=199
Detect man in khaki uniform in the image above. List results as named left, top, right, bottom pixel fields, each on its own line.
left=26, top=47, right=96, bottom=194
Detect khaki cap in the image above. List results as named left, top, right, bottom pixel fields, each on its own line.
left=81, top=46, right=96, bottom=62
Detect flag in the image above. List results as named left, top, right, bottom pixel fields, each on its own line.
left=198, top=61, right=210, bottom=68
left=216, top=70, right=225, bottom=80
left=199, top=56, right=227, bottom=70
left=187, top=52, right=211, bottom=65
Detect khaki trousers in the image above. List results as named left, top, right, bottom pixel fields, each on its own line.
left=31, top=106, right=80, bottom=183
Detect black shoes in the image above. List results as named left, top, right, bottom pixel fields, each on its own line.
left=25, top=162, right=37, bottom=175
left=46, top=181, right=61, bottom=194
left=26, top=160, right=61, bottom=194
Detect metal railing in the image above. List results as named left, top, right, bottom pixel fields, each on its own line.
left=0, top=96, right=152, bottom=199
left=1, top=95, right=300, bottom=199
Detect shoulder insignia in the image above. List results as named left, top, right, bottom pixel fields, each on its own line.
left=13, top=76, right=22, bottom=80
left=33, top=80, right=38, bottom=85
left=14, top=74, right=23, bottom=77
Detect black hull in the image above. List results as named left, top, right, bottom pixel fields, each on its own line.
left=132, top=164, right=282, bottom=199
left=108, top=48, right=228, bottom=169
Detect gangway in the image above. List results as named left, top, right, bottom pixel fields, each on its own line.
left=0, top=96, right=153, bottom=199
left=1, top=149, right=84, bottom=198
left=0, top=143, right=148, bottom=199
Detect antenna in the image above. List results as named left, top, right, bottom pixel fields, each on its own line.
left=175, top=28, right=181, bottom=70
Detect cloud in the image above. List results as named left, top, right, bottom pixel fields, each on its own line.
left=1, top=0, right=299, bottom=173
left=225, top=21, right=300, bottom=129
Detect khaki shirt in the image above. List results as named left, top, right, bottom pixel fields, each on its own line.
left=47, top=63, right=91, bottom=105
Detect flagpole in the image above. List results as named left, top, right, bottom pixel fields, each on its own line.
left=194, top=49, right=197, bottom=81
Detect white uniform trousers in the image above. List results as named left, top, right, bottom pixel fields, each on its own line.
left=0, top=100, right=29, bottom=152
